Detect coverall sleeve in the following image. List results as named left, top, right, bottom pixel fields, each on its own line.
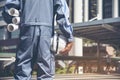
left=5, top=0, right=20, bottom=10
left=54, top=0, right=73, bottom=42
left=2, top=0, right=20, bottom=24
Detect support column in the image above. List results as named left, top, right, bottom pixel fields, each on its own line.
left=73, top=0, right=83, bottom=57
left=74, top=0, right=84, bottom=74
left=74, top=0, right=83, bottom=23
left=112, top=0, right=119, bottom=18
left=97, top=0, right=103, bottom=20
left=97, top=42, right=101, bottom=73
left=84, top=0, right=89, bottom=22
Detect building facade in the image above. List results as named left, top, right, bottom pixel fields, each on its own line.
left=0, top=0, right=120, bottom=40
left=67, top=0, right=120, bottom=23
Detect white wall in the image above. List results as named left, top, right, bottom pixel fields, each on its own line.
left=69, top=37, right=83, bottom=56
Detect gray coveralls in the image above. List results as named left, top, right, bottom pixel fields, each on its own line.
left=4, top=0, right=73, bottom=80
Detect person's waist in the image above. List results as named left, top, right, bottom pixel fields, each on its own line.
left=21, top=22, right=53, bottom=26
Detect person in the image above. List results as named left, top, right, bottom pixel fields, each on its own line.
left=3, top=0, right=73, bottom=80
left=105, top=54, right=111, bottom=74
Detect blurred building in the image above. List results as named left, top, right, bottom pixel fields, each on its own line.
left=66, top=0, right=120, bottom=55
left=0, top=0, right=120, bottom=39
left=65, top=0, right=120, bottom=73
left=0, top=0, right=120, bottom=74
left=66, top=0, right=120, bottom=22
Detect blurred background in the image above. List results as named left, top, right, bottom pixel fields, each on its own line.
left=0, top=0, right=120, bottom=77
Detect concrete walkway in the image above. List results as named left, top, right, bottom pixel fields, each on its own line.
left=0, top=73, right=120, bottom=80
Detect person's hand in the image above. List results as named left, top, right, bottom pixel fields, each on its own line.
left=59, top=42, right=73, bottom=55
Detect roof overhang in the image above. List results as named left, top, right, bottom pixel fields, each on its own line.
left=73, top=17, right=120, bottom=45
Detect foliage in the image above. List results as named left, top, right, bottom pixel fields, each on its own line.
left=55, top=66, right=76, bottom=74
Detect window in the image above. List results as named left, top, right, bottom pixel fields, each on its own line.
left=103, top=0, right=112, bottom=18
left=89, top=0, right=97, bottom=20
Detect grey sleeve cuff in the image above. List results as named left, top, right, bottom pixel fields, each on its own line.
left=68, top=36, right=74, bottom=42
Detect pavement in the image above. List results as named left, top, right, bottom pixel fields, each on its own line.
left=0, top=73, right=120, bottom=80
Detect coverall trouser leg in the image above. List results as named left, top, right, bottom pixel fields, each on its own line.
left=14, top=25, right=55, bottom=80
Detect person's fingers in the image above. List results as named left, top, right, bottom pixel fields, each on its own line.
left=59, top=42, right=73, bottom=54
left=59, top=47, right=69, bottom=54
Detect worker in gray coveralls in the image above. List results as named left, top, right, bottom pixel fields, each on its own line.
left=3, top=0, right=73, bottom=80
